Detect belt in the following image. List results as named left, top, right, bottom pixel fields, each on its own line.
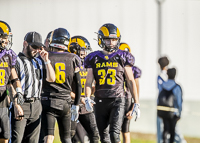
left=157, top=106, right=178, bottom=112
left=24, top=97, right=40, bottom=103
left=41, top=96, right=70, bottom=101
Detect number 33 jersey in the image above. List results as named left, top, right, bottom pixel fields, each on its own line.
left=84, top=50, right=135, bottom=98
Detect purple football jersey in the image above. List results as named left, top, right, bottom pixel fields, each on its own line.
left=84, top=50, right=135, bottom=98
left=132, top=66, right=142, bottom=79
left=125, top=66, right=142, bottom=98
left=0, top=49, right=17, bottom=91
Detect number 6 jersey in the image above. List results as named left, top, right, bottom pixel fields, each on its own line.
left=42, top=52, right=81, bottom=101
left=84, top=49, right=135, bottom=98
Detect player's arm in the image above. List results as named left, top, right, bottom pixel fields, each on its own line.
left=73, top=67, right=82, bottom=105
left=84, top=68, right=95, bottom=112
left=91, top=80, right=96, bottom=95
left=135, top=78, right=140, bottom=98
left=10, top=68, right=21, bottom=91
left=39, top=48, right=55, bottom=82
left=85, top=68, right=94, bottom=98
left=71, top=67, right=82, bottom=121
left=70, top=92, right=75, bottom=100
left=71, top=91, right=85, bottom=105
left=127, top=77, right=140, bottom=120
left=10, top=68, right=24, bottom=120
left=70, top=81, right=85, bottom=104
left=125, top=66, right=139, bottom=103
left=125, top=65, right=140, bottom=121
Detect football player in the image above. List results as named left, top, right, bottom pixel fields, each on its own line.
left=40, top=28, right=81, bottom=143
left=68, top=36, right=99, bottom=143
left=44, top=31, right=52, bottom=51
left=84, top=23, right=140, bottom=143
left=0, top=21, right=22, bottom=143
left=119, top=43, right=142, bottom=143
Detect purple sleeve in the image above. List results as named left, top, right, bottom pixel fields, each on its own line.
left=118, top=50, right=135, bottom=67
left=10, top=50, right=17, bottom=66
left=132, top=66, right=142, bottom=79
left=84, top=52, right=94, bottom=68
left=125, top=52, right=135, bottom=67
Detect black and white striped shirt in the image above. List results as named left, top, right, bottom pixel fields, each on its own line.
left=15, top=53, right=43, bottom=98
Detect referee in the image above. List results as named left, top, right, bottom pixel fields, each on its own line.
left=10, top=31, right=55, bottom=143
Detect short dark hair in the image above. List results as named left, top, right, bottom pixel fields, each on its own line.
left=167, top=68, right=176, bottom=79
left=158, top=56, right=169, bottom=70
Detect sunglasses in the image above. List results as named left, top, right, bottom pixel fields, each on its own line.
left=29, top=44, right=42, bottom=50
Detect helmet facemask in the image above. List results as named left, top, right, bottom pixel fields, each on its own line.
left=101, top=37, right=120, bottom=52
left=69, top=35, right=92, bottom=62
left=0, top=21, right=13, bottom=50
left=0, top=34, right=12, bottom=50
left=69, top=42, right=90, bottom=63
left=97, top=23, right=121, bottom=52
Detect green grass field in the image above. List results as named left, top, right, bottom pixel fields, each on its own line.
left=53, top=123, right=200, bottom=143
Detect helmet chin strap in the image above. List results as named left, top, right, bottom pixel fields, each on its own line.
left=0, top=37, right=12, bottom=50
left=0, top=47, right=4, bottom=51
left=104, top=44, right=119, bottom=52
left=0, top=44, right=10, bottom=51
left=104, top=46, right=115, bottom=52
left=0, top=40, right=5, bottom=50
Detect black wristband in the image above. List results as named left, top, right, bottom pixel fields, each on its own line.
left=11, top=78, right=20, bottom=85
left=73, top=72, right=82, bottom=105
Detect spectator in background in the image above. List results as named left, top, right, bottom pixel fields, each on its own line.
left=157, top=57, right=186, bottom=143
left=158, top=68, right=183, bottom=143
left=157, top=56, right=169, bottom=143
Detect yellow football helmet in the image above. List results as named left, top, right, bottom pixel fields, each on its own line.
left=119, top=43, right=131, bottom=53
left=97, top=23, right=121, bottom=52
left=0, top=21, right=12, bottom=50
left=68, top=35, right=92, bottom=56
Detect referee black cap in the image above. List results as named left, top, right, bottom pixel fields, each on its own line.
left=24, top=31, right=44, bottom=47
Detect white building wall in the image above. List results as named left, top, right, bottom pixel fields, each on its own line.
left=0, top=0, right=200, bottom=136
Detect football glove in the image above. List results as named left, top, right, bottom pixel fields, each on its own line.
left=15, top=92, right=24, bottom=105
left=71, top=105, right=79, bottom=121
left=131, top=103, right=140, bottom=121
left=85, top=97, right=95, bottom=112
